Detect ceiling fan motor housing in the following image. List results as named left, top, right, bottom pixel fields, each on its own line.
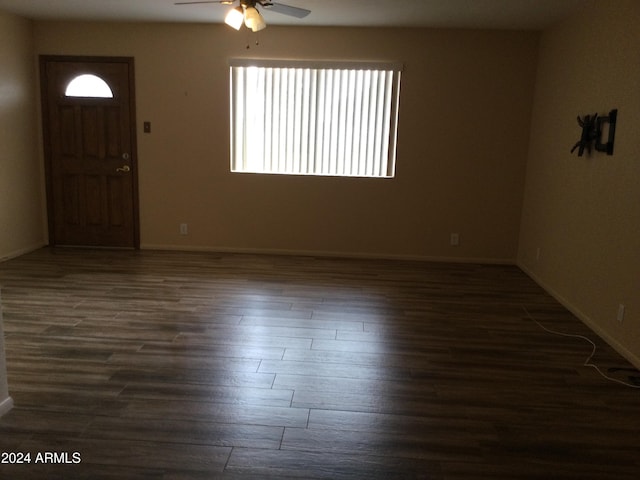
left=241, top=1, right=272, bottom=8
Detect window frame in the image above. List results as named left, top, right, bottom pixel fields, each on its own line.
left=229, top=58, right=403, bottom=178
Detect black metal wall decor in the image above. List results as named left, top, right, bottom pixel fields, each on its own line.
left=571, top=109, right=617, bottom=156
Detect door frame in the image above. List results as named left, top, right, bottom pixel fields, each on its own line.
left=39, top=55, right=140, bottom=249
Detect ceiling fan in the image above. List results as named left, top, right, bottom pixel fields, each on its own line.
left=175, top=1, right=311, bottom=32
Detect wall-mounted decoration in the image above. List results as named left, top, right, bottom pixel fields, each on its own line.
left=571, top=109, right=617, bottom=156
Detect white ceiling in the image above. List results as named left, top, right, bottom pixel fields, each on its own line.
left=0, top=0, right=586, bottom=30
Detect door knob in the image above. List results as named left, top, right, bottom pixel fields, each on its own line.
left=116, top=165, right=131, bottom=172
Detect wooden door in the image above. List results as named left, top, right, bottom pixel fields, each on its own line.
left=40, top=56, right=139, bottom=248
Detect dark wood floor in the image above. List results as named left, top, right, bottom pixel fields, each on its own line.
left=0, top=248, right=638, bottom=479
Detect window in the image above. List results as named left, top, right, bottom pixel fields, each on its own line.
left=230, top=59, right=402, bottom=178
left=65, top=74, right=114, bottom=98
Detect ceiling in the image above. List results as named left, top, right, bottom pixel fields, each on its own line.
left=0, top=0, right=587, bottom=30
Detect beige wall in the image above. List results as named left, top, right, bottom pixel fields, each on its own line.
left=518, top=0, right=640, bottom=365
left=32, top=21, right=538, bottom=262
left=0, top=12, right=45, bottom=260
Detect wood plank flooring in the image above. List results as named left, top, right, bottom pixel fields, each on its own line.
left=0, top=248, right=639, bottom=479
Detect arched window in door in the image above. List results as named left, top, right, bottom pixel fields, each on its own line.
left=65, top=74, right=114, bottom=98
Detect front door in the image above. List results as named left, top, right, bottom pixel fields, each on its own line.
left=40, top=56, right=139, bottom=248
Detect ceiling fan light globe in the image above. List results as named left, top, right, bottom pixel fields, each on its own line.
left=224, top=7, right=244, bottom=30
left=244, top=7, right=262, bottom=29
left=251, top=12, right=266, bottom=31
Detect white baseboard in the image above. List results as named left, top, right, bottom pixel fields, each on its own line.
left=0, top=396, right=13, bottom=417
left=140, top=243, right=516, bottom=265
left=0, top=242, right=47, bottom=263
left=518, top=261, right=640, bottom=371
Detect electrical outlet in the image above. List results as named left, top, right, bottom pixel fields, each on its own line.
left=450, top=233, right=460, bottom=246
left=617, top=304, right=625, bottom=323
left=179, top=223, right=188, bottom=235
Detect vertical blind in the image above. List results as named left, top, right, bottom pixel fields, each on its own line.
left=230, top=60, right=402, bottom=178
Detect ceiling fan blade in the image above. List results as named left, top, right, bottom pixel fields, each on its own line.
left=174, top=1, right=232, bottom=5
left=262, top=2, right=311, bottom=19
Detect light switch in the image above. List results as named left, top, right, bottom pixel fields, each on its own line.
left=143, top=121, right=151, bottom=133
